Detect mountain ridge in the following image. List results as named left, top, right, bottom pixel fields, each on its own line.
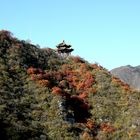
left=111, top=65, right=140, bottom=90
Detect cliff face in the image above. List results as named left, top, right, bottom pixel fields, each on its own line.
left=111, top=65, right=140, bottom=90
left=0, top=30, right=140, bottom=140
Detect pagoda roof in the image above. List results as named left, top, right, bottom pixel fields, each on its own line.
left=56, top=40, right=71, bottom=48
left=57, top=48, right=74, bottom=53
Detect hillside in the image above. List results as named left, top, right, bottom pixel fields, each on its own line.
left=0, top=30, right=140, bottom=140
left=111, top=65, right=140, bottom=90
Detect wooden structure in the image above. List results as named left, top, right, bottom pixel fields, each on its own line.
left=56, top=40, right=74, bottom=57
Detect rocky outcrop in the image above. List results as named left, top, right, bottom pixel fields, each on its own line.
left=111, top=65, right=140, bottom=90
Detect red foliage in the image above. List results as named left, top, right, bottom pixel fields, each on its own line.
left=27, top=63, right=97, bottom=125
left=27, top=67, right=38, bottom=74
left=80, top=103, right=90, bottom=110
left=79, top=72, right=94, bottom=90
left=100, top=123, right=115, bottom=133
left=78, top=92, right=88, bottom=99
left=84, top=77, right=94, bottom=89
left=70, top=95, right=90, bottom=110
left=37, top=80, right=50, bottom=87
left=52, top=87, right=62, bottom=95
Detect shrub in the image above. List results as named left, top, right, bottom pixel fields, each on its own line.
left=52, top=87, right=62, bottom=95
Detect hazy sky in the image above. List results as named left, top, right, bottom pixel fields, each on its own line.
left=0, top=0, right=140, bottom=70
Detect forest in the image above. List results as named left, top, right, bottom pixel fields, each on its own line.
left=0, top=30, right=140, bottom=140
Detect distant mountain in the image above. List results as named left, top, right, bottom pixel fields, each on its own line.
left=111, top=65, right=140, bottom=90
left=0, top=30, right=140, bottom=140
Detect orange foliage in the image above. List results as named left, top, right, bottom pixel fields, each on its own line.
left=83, top=72, right=94, bottom=89
left=80, top=63, right=88, bottom=72
left=76, top=82, right=85, bottom=91
left=100, top=123, right=115, bottom=133
left=75, top=71, right=94, bottom=92
left=91, top=64, right=103, bottom=70
left=27, top=64, right=96, bottom=125
left=82, top=132, right=93, bottom=140
left=52, top=87, right=62, bottom=95
left=86, top=119, right=95, bottom=129
left=37, top=80, right=50, bottom=87
left=78, top=92, right=88, bottom=99
left=112, top=77, right=122, bottom=83
left=123, top=83, right=130, bottom=91
left=112, top=77, right=131, bottom=91
left=84, top=78, right=94, bottom=89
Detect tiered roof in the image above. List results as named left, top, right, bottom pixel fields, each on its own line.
left=56, top=40, right=71, bottom=49
left=56, top=40, right=74, bottom=55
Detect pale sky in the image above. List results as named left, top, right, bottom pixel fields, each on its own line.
left=0, top=0, right=140, bottom=70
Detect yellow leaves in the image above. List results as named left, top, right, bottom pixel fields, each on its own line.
left=127, top=131, right=137, bottom=139
left=82, top=132, right=93, bottom=140
left=138, top=103, right=140, bottom=109
left=116, top=100, right=129, bottom=106
left=38, top=93, right=48, bottom=101
left=114, top=121, right=122, bottom=129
